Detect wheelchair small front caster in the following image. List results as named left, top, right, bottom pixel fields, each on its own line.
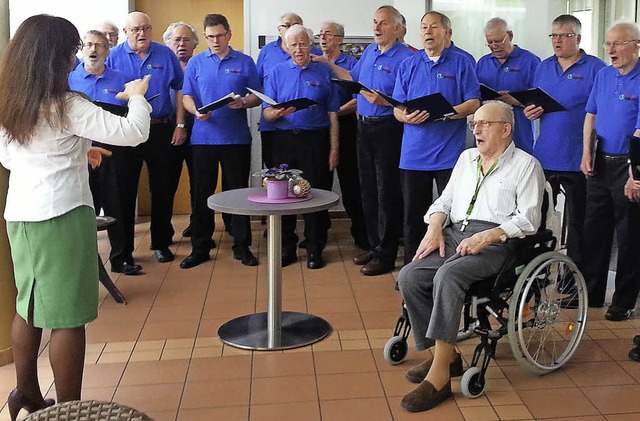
left=461, top=367, right=486, bottom=398
left=383, top=335, right=408, bottom=365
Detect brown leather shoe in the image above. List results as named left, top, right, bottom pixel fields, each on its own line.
left=405, top=353, right=464, bottom=384
left=360, top=258, right=394, bottom=276
left=353, top=251, right=374, bottom=265
left=400, top=380, right=452, bottom=412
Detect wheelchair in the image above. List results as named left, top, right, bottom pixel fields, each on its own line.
left=383, top=223, right=588, bottom=399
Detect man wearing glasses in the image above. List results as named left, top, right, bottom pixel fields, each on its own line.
left=393, top=11, right=480, bottom=266
left=398, top=101, right=544, bottom=412
left=179, top=14, right=261, bottom=269
left=262, top=24, right=340, bottom=270
left=94, top=22, right=119, bottom=48
left=523, top=15, right=604, bottom=294
left=580, top=22, right=640, bottom=321
left=476, top=17, right=540, bottom=154
left=106, top=11, right=184, bottom=265
left=68, top=30, right=140, bottom=275
left=256, top=13, right=321, bottom=170
left=317, top=21, right=369, bottom=251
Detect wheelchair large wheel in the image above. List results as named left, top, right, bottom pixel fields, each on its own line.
left=507, top=251, right=587, bottom=375
left=383, top=336, right=408, bottom=365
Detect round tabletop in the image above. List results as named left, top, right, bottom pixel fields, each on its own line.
left=208, top=188, right=339, bottom=216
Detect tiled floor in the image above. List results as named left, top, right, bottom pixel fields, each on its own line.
left=1, top=215, right=640, bottom=420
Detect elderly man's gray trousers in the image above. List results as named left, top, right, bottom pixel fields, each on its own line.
left=398, top=221, right=513, bottom=351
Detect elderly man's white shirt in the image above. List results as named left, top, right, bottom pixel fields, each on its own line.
left=426, top=142, right=545, bottom=238
left=0, top=93, right=151, bottom=222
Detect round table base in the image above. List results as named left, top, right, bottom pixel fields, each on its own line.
left=217, top=311, right=332, bottom=350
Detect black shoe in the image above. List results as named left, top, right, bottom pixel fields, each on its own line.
left=180, top=254, right=210, bottom=269
left=307, top=253, right=324, bottom=269
left=634, top=335, right=640, bottom=347
left=111, top=262, right=142, bottom=275
left=629, top=346, right=640, bottom=362
left=154, top=248, right=174, bottom=263
left=605, top=306, right=634, bottom=322
left=282, top=251, right=298, bottom=267
left=182, top=225, right=193, bottom=237
left=299, top=239, right=308, bottom=249
left=360, top=258, right=394, bottom=276
left=233, top=248, right=258, bottom=266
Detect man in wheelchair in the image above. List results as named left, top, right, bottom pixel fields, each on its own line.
left=398, top=101, right=545, bottom=412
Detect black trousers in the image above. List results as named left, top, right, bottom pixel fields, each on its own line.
left=166, top=128, right=194, bottom=228
left=336, top=114, right=367, bottom=245
left=357, top=117, right=403, bottom=264
left=272, top=128, right=333, bottom=255
left=582, top=156, right=640, bottom=309
left=401, top=168, right=452, bottom=265
left=260, top=130, right=275, bottom=168
left=110, top=122, right=175, bottom=259
left=88, top=143, right=128, bottom=267
left=544, top=169, right=586, bottom=269
left=190, top=144, right=252, bottom=256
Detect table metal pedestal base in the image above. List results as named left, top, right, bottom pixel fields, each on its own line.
left=218, top=311, right=332, bottom=350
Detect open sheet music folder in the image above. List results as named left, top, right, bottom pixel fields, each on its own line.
left=375, top=91, right=457, bottom=121
left=480, top=83, right=501, bottom=101
left=628, top=135, right=640, bottom=180
left=197, top=93, right=236, bottom=114
left=246, top=87, right=317, bottom=111
left=330, top=78, right=372, bottom=95
left=509, top=87, right=566, bottom=113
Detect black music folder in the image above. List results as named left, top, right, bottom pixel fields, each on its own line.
left=197, top=92, right=236, bottom=113
left=628, top=135, right=640, bottom=180
left=330, top=78, right=372, bottom=94
left=589, top=130, right=599, bottom=172
left=480, top=83, right=501, bottom=101
left=246, top=87, right=317, bottom=111
left=509, top=87, right=566, bottom=113
left=93, top=101, right=128, bottom=116
left=375, top=91, right=457, bottom=121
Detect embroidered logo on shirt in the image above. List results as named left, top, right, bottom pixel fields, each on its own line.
left=103, top=88, right=119, bottom=94
left=503, top=66, right=521, bottom=72
left=305, top=80, right=321, bottom=87
left=377, top=64, right=393, bottom=73
left=147, top=63, right=164, bottom=70
left=567, top=73, right=585, bottom=80
left=225, top=68, right=241, bottom=74
left=619, top=93, right=638, bottom=101
left=437, top=72, right=456, bottom=79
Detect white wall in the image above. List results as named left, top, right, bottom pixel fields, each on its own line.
left=8, top=0, right=130, bottom=40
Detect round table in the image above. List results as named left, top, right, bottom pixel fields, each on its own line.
left=208, top=188, right=339, bottom=350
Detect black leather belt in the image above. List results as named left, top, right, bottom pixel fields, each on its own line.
left=601, top=153, right=629, bottom=163
left=357, top=114, right=395, bottom=123
left=150, top=118, right=169, bottom=124
left=277, top=128, right=325, bottom=135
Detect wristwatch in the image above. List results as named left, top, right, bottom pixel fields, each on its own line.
left=176, top=123, right=185, bottom=129
left=499, top=233, right=508, bottom=243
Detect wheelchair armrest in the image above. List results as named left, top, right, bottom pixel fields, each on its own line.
left=508, top=229, right=556, bottom=253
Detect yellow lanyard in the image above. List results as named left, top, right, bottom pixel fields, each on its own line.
left=460, top=158, right=499, bottom=232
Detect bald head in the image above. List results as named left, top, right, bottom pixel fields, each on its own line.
left=124, top=12, right=152, bottom=53
left=472, top=101, right=514, bottom=158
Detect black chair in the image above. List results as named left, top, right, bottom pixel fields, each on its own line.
left=96, top=216, right=127, bottom=304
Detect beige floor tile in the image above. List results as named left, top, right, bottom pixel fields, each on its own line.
left=459, top=405, right=500, bottom=421
left=317, top=372, right=384, bottom=400
left=519, top=388, right=599, bottom=418
left=321, top=397, right=393, bottom=421
left=251, top=375, right=318, bottom=405
left=177, top=407, right=249, bottom=421
left=314, top=349, right=377, bottom=375
left=182, top=378, right=250, bottom=408
left=492, top=404, right=533, bottom=420
left=120, top=360, right=189, bottom=386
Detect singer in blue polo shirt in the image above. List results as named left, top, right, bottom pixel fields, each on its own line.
left=524, top=15, right=605, bottom=278
left=105, top=11, right=183, bottom=265
left=476, top=18, right=540, bottom=154
left=263, top=24, right=340, bottom=270
left=580, top=22, right=640, bottom=322
left=179, top=13, right=262, bottom=269
left=69, top=30, right=140, bottom=276
left=393, top=11, right=480, bottom=265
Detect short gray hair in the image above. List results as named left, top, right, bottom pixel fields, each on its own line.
left=281, top=12, right=303, bottom=25
left=321, top=21, right=345, bottom=38
left=84, top=30, right=109, bottom=46
left=422, top=11, right=452, bottom=30
left=608, top=21, right=640, bottom=41
left=484, top=17, right=511, bottom=35
left=377, top=5, right=403, bottom=26
left=552, top=14, right=582, bottom=35
left=284, top=24, right=311, bottom=46
left=162, top=22, right=199, bottom=46
left=481, top=100, right=515, bottom=128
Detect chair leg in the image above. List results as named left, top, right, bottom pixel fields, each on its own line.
left=97, top=256, right=127, bottom=304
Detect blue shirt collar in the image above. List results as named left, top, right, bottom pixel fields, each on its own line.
left=374, top=40, right=404, bottom=57
left=206, top=46, right=239, bottom=60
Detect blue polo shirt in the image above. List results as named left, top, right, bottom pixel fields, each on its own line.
left=449, top=41, right=475, bottom=65
left=263, top=60, right=340, bottom=130
left=333, top=52, right=358, bottom=106
left=182, top=48, right=260, bottom=145
left=68, top=66, right=127, bottom=106
left=393, top=48, right=480, bottom=171
left=106, top=41, right=183, bottom=119
left=477, top=46, right=541, bottom=154
left=256, top=37, right=322, bottom=132
left=533, top=51, right=605, bottom=171
left=350, top=41, right=413, bottom=117
left=586, top=61, right=640, bottom=155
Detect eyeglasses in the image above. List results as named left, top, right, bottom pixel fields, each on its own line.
left=486, top=35, right=508, bottom=47
left=278, top=24, right=292, bottom=30
left=83, top=42, right=108, bottom=50
left=548, top=33, right=577, bottom=39
left=468, top=120, right=508, bottom=131
left=603, top=39, right=639, bottom=49
left=205, top=32, right=228, bottom=41
left=315, top=33, right=337, bottom=39
left=171, top=37, right=193, bottom=43
left=129, top=25, right=152, bottom=34
left=289, top=42, right=310, bottom=50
